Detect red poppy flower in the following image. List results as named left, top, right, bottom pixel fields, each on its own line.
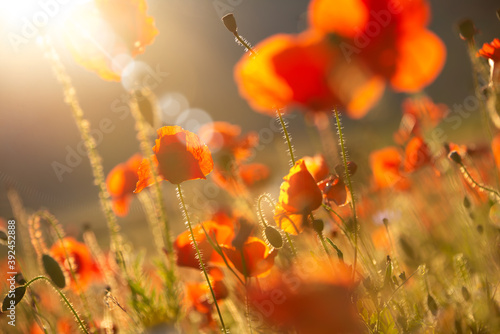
left=106, top=153, right=142, bottom=216
left=404, top=136, right=431, bottom=172
left=278, top=159, right=323, bottom=214
left=492, top=134, right=500, bottom=169
left=174, top=221, right=233, bottom=269
left=370, top=147, right=409, bottom=190
left=235, top=31, right=384, bottom=118
left=134, top=126, right=214, bottom=192
left=477, top=38, right=500, bottom=85
left=247, top=259, right=362, bottom=334
left=239, top=163, right=270, bottom=186
left=50, top=237, right=100, bottom=290
left=64, top=0, right=158, bottom=81
left=309, top=0, right=446, bottom=92
left=220, top=237, right=278, bottom=277
left=303, top=154, right=329, bottom=182
left=317, top=175, right=349, bottom=206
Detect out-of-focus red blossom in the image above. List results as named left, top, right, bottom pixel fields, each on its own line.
left=492, top=134, right=500, bottom=169
left=134, top=126, right=213, bottom=191
left=220, top=237, right=278, bottom=277
left=238, top=163, right=270, bottom=186
left=318, top=175, right=349, bottom=206
left=310, top=0, right=446, bottom=93
left=278, top=159, right=323, bottom=213
left=30, top=319, right=76, bottom=334
left=370, top=147, right=410, bottom=190
left=247, top=259, right=363, bottom=334
left=50, top=237, right=100, bottom=290
left=64, top=0, right=158, bottom=81
left=477, top=38, right=500, bottom=84
left=235, top=31, right=385, bottom=118
left=174, top=221, right=233, bottom=269
left=106, top=153, right=142, bottom=216
left=395, top=97, right=448, bottom=144
left=303, top=154, right=330, bottom=182
left=198, top=122, right=259, bottom=162
left=404, top=137, right=432, bottom=172
left=371, top=226, right=391, bottom=252
left=184, top=270, right=229, bottom=330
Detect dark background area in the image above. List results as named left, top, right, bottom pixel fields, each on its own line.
left=0, top=0, right=499, bottom=245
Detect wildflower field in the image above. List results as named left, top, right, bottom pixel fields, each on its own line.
left=1, top=0, right=500, bottom=333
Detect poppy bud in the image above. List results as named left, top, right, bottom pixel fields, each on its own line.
left=0, top=229, right=7, bottom=245
left=427, top=294, right=438, bottom=316
left=222, top=13, right=238, bottom=34
left=264, top=226, right=283, bottom=249
left=463, top=196, right=471, bottom=209
left=496, top=9, right=500, bottom=21
left=448, top=151, right=462, bottom=164
left=15, top=273, right=26, bottom=285
left=312, top=219, right=324, bottom=234
left=457, top=19, right=476, bottom=41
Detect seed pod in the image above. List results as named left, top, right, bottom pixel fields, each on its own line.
left=457, top=19, right=476, bottom=41
left=222, top=13, right=238, bottom=34
left=463, top=196, right=471, bottom=209
left=42, top=254, right=66, bottom=289
left=15, top=273, right=26, bottom=285
left=264, top=226, right=283, bottom=249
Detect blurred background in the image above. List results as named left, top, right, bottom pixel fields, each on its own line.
left=0, top=0, right=499, bottom=247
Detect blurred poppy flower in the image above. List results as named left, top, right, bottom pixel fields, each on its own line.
left=309, top=0, right=446, bottom=92
left=477, top=38, right=500, bottom=85
left=239, top=163, right=270, bottom=186
left=30, top=319, right=76, bottom=334
left=220, top=237, right=278, bottom=277
left=370, top=147, right=410, bottom=190
left=106, top=153, right=142, bottom=216
left=134, top=126, right=214, bottom=192
left=174, top=221, right=233, bottom=269
left=395, top=97, right=448, bottom=144
left=404, top=137, right=431, bottom=172
left=278, top=159, right=323, bottom=214
left=303, top=154, right=329, bottom=182
left=492, top=133, right=500, bottom=169
left=235, top=31, right=384, bottom=118
left=198, top=122, right=259, bottom=162
left=64, top=0, right=158, bottom=81
left=247, top=259, right=362, bottom=334
left=50, top=237, right=99, bottom=290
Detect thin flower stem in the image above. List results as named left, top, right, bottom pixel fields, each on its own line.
left=277, top=110, right=296, bottom=166
left=177, top=185, right=227, bottom=332
left=334, top=110, right=358, bottom=281
left=233, top=32, right=257, bottom=56
left=25, top=276, right=89, bottom=334
left=459, top=163, right=500, bottom=200
left=284, top=232, right=297, bottom=257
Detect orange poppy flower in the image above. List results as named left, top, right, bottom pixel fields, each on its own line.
left=50, top=237, right=99, bottom=290
left=198, top=122, right=259, bottom=162
left=370, top=147, right=409, bottom=190
left=247, top=259, right=362, bottom=334
left=63, top=0, right=158, bottom=81
left=492, top=134, right=500, bottom=169
left=106, top=153, right=142, bottom=216
left=278, top=159, right=323, bottom=214
left=174, top=221, right=233, bottom=269
left=317, top=175, right=349, bottom=206
left=303, top=154, right=329, bottom=182
left=273, top=203, right=307, bottom=235
left=220, top=237, right=278, bottom=277
left=404, top=137, right=431, bottom=172
left=235, top=31, right=384, bottom=118
left=309, top=0, right=446, bottom=92
left=477, top=38, right=500, bottom=84
left=238, top=163, right=270, bottom=186
left=134, top=126, right=214, bottom=191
